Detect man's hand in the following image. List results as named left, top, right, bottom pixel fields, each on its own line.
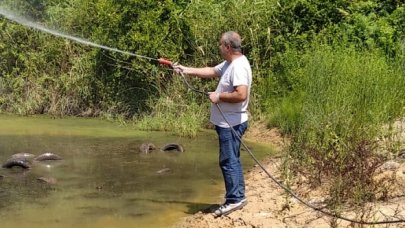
left=172, top=63, right=185, bottom=74
left=209, top=86, right=248, bottom=103
left=208, top=92, right=220, bottom=103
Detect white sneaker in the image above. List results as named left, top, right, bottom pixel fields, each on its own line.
left=213, top=200, right=248, bottom=217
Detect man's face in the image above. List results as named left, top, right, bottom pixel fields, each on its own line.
left=219, top=37, right=229, bottom=59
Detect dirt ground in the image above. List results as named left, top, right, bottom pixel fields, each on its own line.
left=173, top=122, right=405, bottom=228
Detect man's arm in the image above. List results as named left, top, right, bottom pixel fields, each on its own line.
left=209, top=85, right=248, bottom=103
left=174, top=66, right=219, bottom=79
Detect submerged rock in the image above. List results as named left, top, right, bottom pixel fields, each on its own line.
left=156, top=168, right=171, bottom=174
left=2, top=158, right=32, bottom=169
left=160, top=143, right=184, bottom=153
left=10, top=153, right=35, bottom=161
left=139, top=143, right=156, bottom=154
left=34, top=153, right=63, bottom=161
left=37, top=177, right=57, bottom=184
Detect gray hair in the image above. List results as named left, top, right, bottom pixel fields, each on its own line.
left=222, top=31, right=242, bottom=52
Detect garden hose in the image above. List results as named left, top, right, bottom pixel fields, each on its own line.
left=0, top=10, right=402, bottom=222
left=177, top=71, right=405, bottom=225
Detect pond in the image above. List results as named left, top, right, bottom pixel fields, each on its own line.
left=0, top=114, right=273, bottom=228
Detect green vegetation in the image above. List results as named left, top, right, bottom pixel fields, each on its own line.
left=134, top=76, right=209, bottom=137
left=0, top=0, right=404, bottom=212
left=280, top=44, right=405, bottom=205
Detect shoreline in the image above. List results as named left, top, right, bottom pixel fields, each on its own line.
left=173, top=124, right=405, bottom=228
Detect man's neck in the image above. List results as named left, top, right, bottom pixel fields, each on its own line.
left=226, top=52, right=243, bottom=62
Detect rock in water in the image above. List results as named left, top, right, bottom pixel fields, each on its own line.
left=160, top=143, right=184, bottom=153
left=34, top=153, right=63, bottom=161
left=37, top=177, right=57, bottom=184
left=10, top=153, right=35, bottom=161
left=139, top=143, right=156, bottom=154
left=2, top=159, right=32, bottom=169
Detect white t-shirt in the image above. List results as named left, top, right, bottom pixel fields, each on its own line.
left=210, top=55, right=252, bottom=128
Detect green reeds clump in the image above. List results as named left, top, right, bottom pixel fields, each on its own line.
left=271, top=43, right=405, bottom=205
left=134, top=76, right=209, bottom=137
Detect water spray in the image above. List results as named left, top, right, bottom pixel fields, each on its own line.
left=0, top=7, right=173, bottom=66
left=1, top=5, right=405, bottom=225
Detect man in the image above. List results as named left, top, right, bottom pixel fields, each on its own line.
left=174, top=31, right=252, bottom=217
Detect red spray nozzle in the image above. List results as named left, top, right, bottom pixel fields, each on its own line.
left=158, top=58, right=173, bottom=66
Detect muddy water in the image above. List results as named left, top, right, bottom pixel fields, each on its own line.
left=0, top=115, right=272, bottom=228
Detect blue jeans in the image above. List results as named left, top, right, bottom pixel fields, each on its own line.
left=215, top=121, right=248, bottom=204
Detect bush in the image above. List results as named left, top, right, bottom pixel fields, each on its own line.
left=272, top=42, right=405, bottom=204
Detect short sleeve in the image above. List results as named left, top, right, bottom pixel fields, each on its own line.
left=214, top=61, right=227, bottom=76
left=232, top=65, right=250, bottom=87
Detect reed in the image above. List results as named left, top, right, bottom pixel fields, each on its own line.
left=0, top=0, right=404, bottom=208
left=134, top=76, right=209, bottom=137
left=269, top=42, right=405, bottom=204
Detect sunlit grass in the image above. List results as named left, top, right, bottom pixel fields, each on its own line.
left=134, top=77, right=209, bottom=137
left=268, top=43, right=405, bottom=204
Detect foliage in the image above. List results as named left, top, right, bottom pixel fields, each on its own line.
left=0, top=0, right=189, bottom=116
left=134, top=76, right=209, bottom=137
left=0, top=0, right=403, bottom=118
left=272, top=43, right=405, bottom=204
left=0, top=0, right=404, bottom=209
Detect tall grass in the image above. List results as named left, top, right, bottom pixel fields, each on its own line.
left=134, top=75, right=209, bottom=137
left=268, top=42, right=405, bottom=204
left=133, top=0, right=278, bottom=136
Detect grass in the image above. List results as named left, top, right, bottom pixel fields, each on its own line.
left=134, top=76, right=209, bottom=137
left=267, top=42, right=405, bottom=205
left=1, top=0, right=404, bottom=211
